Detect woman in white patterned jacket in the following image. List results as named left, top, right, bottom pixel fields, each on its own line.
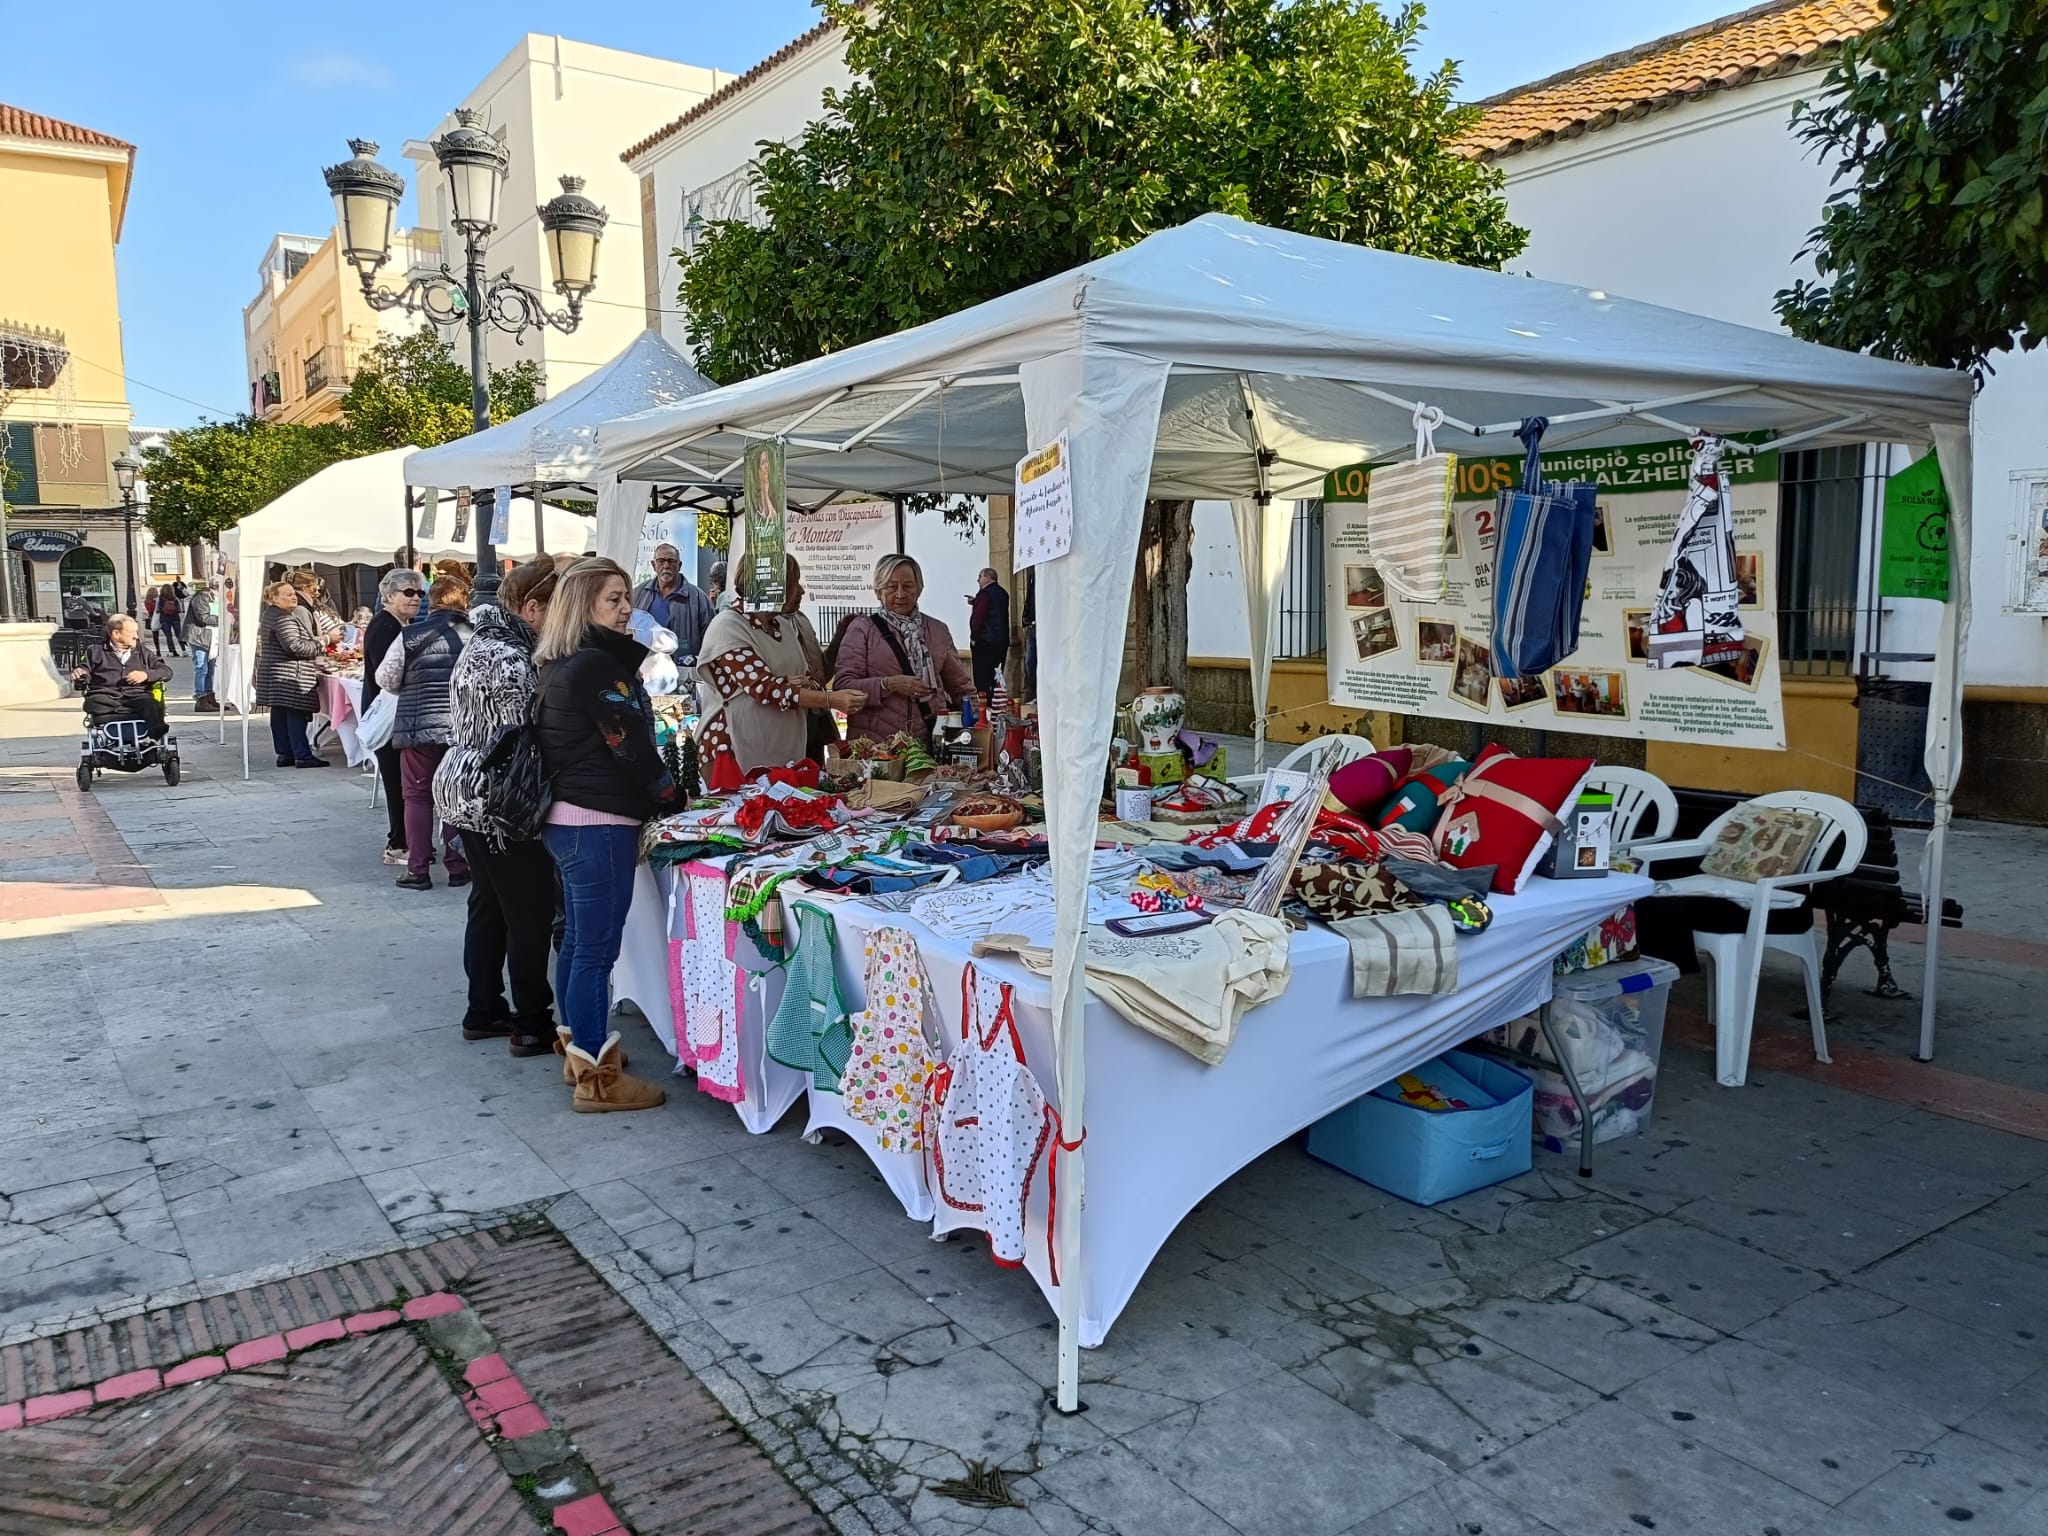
left=433, top=558, right=563, bottom=1059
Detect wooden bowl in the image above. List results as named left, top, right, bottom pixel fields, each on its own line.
left=952, top=797, right=1024, bottom=832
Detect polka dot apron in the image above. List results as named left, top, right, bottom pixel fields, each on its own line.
left=839, top=926, right=939, bottom=1153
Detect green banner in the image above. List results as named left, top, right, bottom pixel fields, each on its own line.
left=1879, top=452, right=1951, bottom=602
left=1325, top=435, right=1780, bottom=503
left=741, top=440, right=787, bottom=610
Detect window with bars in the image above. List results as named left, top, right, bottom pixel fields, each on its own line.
left=1275, top=499, right=1326, bottom=659
left=1776, top=445, right=1867, bottom=676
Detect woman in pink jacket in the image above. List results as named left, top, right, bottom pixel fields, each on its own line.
left=835, top=554, right=974, bottom=745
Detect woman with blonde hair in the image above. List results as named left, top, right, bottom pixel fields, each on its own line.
left=832, top=553, right=974, bottom=745
left=254, top=579, right=327, bottom=767
left=532, top=557, right=678, bottom=1112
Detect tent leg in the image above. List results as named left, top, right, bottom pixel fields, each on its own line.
left=1055, top=1318, right=1082, bottom=1413
left=1916, top=790, right=1950, bottom=1062
left=534, top=489, right=546, bottom=556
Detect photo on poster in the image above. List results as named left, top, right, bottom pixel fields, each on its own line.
left=1547, top=669, right=1629, bottom=720
left=1698, top=633, right=1771, bottom=691
left=1622, top=608, right=1651, bottom=662
left=1351, top=607, right=1399, bottom=661
left=1417, top=617, right=1457, bottom=665
left=1343, top=563, right=1386, bottom=609
left=1735, top=551, right=1762, bottom=609
left=1451, top=633, right=1493, bottom=710
left=1499, top=673, right=1549, bottom=711
left=1592, top=503, right=1614, bottom=557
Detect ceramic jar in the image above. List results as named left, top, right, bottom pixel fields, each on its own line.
left=1130, top=686, right=1186, bottom=755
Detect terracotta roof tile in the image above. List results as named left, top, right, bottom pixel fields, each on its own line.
left=1460, top=0, right=1886, bottom=161
left=622, top=17, right=842, bottom=165
left=0, top=102, right=133, bottom=154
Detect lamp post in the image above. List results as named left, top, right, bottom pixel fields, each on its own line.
left=112, top=452, right=140, bottom=619
left=321, top=112, right=605, bottom=604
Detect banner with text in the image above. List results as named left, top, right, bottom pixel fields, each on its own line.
left=741, top=440, right=788, bottom=610
left=787, top=499, right=896, bottom=608
left=1324, top=438, right=1786, bottom=750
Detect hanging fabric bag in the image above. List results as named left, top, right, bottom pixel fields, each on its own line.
left=1647, top=435, right=1745, bottom=669
left=839, top=926, right=940, bottom=1152
left=1489, top=417, right=1598, bottom=677
left=1366, top=406, right=1458, bottom=602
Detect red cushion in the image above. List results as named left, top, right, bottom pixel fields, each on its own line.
left=1328, top=748, right=1413, bottom=817
left=1432, top=745, right=1594, bottom=894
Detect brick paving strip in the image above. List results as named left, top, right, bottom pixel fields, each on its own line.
left=0, top=1221, right=828, bottom=1536
left=0, top=771, right=166, bottom=922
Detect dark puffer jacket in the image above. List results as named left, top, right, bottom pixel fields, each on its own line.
left=534, top=624, right=679, bottom=821
left=389, top=607, right=471, bottom=749
left=254, top=602, right=321, bottom=712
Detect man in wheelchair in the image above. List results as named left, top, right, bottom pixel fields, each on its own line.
left=72, top=614, right=172, bottom=739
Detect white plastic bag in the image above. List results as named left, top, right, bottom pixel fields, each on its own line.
left=356, top=689, right=398, bottom=753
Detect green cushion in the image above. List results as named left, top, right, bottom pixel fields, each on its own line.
left=1373, top=759, right=1472, bottom=835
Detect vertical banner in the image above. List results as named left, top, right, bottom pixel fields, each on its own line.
left=1879, top=451, right=1951, bottom=601
left=452, top=487, right=472, bottom=544
left=1324, top=437, right=1787, bottom=749
left=742, top=440, right=787, bottom=610
left=488, top=484, right=512, bottom=548
left=417, top=487, right=439, bottom=542
left=1014, top=433, right=1074, bottom=570
left=785, top=500, right=895, bottom=607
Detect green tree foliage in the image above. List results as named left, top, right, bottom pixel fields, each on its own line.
left=139, top=332, right=546, bottom=545
left=339, top=330, right=544, bottom=452
left=679, top=0, right=1524, bottom=383
left=140, top=417, right=351, bottom=547
left=1776, top=0, right=2048, bottom=380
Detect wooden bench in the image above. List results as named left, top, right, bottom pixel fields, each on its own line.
left=1669, top=791, right=1964, bottom=1005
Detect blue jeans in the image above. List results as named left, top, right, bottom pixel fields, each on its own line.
left=191, top=646, right=213, bottom=697
left=542, top=821, right=640, bottom=1056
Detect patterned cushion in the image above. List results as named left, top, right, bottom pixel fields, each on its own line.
left=1327, top=748, right=1413, bottom=818
left=1373, top=759, right=1472, bottom=835
left=1700, top=807, right=1824, bottom=882
left=1431, top=745, right=1595, bottom=895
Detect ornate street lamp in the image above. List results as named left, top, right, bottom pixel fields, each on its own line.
left=112, top=452, right=140, bottom=619
left=320, top=110, right=606, bottom=602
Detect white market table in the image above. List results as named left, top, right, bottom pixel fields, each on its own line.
left=614, top=861, right=1651, bottom=1347
left=315, top=673, right=369, bottom=768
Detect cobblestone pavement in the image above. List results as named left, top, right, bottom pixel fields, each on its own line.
left=3, top=672, right=2046, bottom=1536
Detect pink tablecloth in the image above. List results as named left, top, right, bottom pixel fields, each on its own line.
left=316, top=673, right=368, bottom=767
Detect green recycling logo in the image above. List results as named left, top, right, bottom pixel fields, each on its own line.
left=1916, top=512, right=1949, bottom=554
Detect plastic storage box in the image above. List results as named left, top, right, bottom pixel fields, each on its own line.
left=1307, top=1049, right=1534, bottom=1207
left=1491, top=956, right=1676, bottom=1153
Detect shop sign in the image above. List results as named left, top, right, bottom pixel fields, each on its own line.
left=6, top=528, right=84, bottom=560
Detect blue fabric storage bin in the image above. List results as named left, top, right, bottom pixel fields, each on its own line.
left=1307, top=1050, right=1533, bottom=1207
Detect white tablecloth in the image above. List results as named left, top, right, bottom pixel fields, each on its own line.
left=615, top=860, right=1649, bottom=1346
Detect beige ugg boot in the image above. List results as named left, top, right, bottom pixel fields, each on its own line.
left=556, top=1024, right=625, bottom=1082
left=565, top=1032, right=665, bottom=1113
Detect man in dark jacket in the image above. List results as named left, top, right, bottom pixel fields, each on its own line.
left=967, top=567, right=1011, bottom=696
left=73, top=615, right=171, bottom=737
left=629, top=543, right=714, bottom=661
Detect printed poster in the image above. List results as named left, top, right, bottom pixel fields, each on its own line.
left=786, top=499, right=895, bottom=607
left=1015, top=433, right=1073, bottom=570
left=1879, top=451, right=1951, bottom=602
left=742, top=440, right=787, bottom=610
left=488, top=484, right=512, bottom=548
left=1324, top=438, right=1787, bottom=750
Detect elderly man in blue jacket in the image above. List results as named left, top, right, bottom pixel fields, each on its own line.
left=630, top=543, right=714, bottom=662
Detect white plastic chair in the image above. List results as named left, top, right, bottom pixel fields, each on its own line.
left=1580, top=765, right=1679, bottom=851
left=1636, top=790, right=1867, bottom=1088
left=1229, top=733, right=1375, bottom=796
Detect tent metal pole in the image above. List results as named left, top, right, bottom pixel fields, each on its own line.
left=1239, top=376, right=1278, bottom=774
left=534, top=488, right=546, bottom=555
left=405, top=491, right=417, bottom=570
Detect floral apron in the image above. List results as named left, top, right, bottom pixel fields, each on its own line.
left=838, top=926, right=938, bottom=1152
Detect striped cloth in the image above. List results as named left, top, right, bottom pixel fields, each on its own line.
left=1366, top=454, right=1457, bottom=601
left=1328, top=905, right=1460, bottom=997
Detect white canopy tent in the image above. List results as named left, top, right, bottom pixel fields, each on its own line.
left=402, top=330, right=718, bottom=569
left=219, top=445, right=590, bottom=777
left=595, top=215, right=1975, bottom=1408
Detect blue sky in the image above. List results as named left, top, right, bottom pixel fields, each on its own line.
left=2, top=0, right=1735, bottom=430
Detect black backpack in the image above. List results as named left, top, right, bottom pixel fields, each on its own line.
left=476, top=723, right=551, bottom=848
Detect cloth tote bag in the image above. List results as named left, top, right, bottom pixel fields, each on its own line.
left=1366, top=407, right=1457, bottom=602
left=1490, top=417, right=1597, bottom=677
left=1647, top=435, right=1746, bottom=669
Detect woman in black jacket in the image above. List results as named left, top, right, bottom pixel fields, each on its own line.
left=362, top=568, right=424, bottom=862
left=533, top=556, right=678, bottom=1113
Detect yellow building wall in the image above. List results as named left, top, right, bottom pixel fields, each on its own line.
left=0, top=149, right=129, bottom=435
left=1646, top=676, right=1858, bottom=800
left=258, top=234, right=391, bottom=426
